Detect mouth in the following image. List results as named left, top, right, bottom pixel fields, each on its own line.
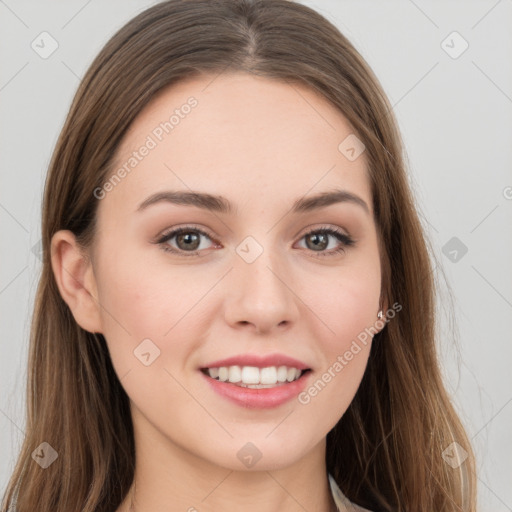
left=199, top=364, right=313, bottom=409
left=200, top=365, right=312, bottom=388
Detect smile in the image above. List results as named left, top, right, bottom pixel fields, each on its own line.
left=201, top=365, right=306, bottom=388
left=199, top=366, right=312, bottom=408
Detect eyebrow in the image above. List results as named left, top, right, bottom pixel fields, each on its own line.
left=136, top=188, right=370, bottom=215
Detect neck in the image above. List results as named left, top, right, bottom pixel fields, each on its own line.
left=121, top=437, right=338, bottom=512
left=127, top=471, right=339, bottom=512
left=118, top=404, right=341, bottom=512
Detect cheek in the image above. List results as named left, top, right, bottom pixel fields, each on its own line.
left=296, top=259, right=379, bottom=409
left=93, top=243, right=212, bottom=379
left=92, top=248, right=174, bottom=366
left=332, top=281, right=379, bottom=345
left=96, top=235, right=184, bottom=327
left=302, top=261, right=380, bottom=346
left=297, top=272, right=377, bottom=421
left=97, top=265, right=158, bottom=330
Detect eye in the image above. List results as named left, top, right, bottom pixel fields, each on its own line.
left=156, top=225, right=217, bottom=255
left=155, top=225, right=355, bottom=257
left=296, top=226, right=355, bottom=257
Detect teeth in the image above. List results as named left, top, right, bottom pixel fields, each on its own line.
left=228, top=365, right=242, bottom=383
left=260, top=366, right=277, bottom=384
left=241, top=366, right=260, bottom=384
left=205, top=365, right=304, bottom=386
left=276, top=366, right=288, bottom=382
left=218, top=367, right=229, bottom=382
left=286, top=367, right=297, bottom=382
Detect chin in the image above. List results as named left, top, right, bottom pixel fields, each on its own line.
left=194, top=431, right=318, bottom=472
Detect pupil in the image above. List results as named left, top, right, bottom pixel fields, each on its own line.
left=177, top=232, right=200, bottom=250
left=307, top=233, right=327, bottom=251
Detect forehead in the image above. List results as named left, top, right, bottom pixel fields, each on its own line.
left=103, top=72, right=372, bottom=217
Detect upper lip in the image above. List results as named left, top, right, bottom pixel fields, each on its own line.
left=201, top=353, right=311, bottom=370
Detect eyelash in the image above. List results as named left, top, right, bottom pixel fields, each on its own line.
left=155, top=224, right=355, bottom=258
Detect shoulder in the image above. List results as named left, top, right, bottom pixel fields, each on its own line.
left=328, top=473, right=374, bottom=512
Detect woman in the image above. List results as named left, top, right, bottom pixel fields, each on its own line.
left=1, top=1, right=476, bottom=511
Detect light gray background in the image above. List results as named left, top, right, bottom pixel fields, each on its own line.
left=1, top=1, right=511, bottom=510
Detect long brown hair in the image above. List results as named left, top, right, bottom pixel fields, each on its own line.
left=1, top=1, right=476, bottom=510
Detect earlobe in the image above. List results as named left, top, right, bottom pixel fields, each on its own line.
left=375, top=298, right=389, bottom=333
left=50, top=230, right=103, bottom=334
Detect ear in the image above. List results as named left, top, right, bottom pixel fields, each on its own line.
left=374, top=296, right=389, bottom=334
left=50, top=230, right=103, bottom=334
left=380, top=298, right=389, bottom=318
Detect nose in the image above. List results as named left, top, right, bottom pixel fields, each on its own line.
left=223, top=245, right=300, bottom=334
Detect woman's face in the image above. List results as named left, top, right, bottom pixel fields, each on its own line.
left=88, top=72, right=383, bottom=471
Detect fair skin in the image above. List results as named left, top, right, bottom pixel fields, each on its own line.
left=51, top=72, right=385, bottom=512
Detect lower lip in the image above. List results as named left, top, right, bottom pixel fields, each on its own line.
left=200, top=370, right=311, bottom=409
